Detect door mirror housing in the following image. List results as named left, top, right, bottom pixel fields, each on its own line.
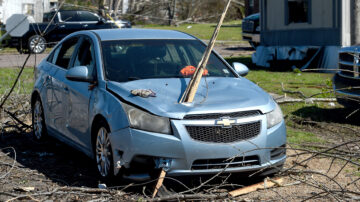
left=98, top=17, right=106, bottom=24
left=232, top=62, right=249, bottom=76
left=66, top=66, right=94, bottom=82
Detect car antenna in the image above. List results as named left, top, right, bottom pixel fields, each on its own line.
left=179, top=0, right=232, bottom=104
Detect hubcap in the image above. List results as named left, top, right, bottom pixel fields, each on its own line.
left=30, top=36, right=45, bottom=53
left=96, top=127, right=112, bottom=177
left=33, top=101, right=43, bottom=140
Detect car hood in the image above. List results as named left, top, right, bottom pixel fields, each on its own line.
left=107, top=77, right=275, bottom=119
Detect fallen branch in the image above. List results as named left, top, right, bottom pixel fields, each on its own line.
left=228, top=177, right=283, bottom=197
left=276, top=97, right=336, bottom=104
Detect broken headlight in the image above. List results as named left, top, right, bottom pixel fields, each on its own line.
left=122, top=103, right=172, bottom=135
left=266, top=102, right=283, bottom=129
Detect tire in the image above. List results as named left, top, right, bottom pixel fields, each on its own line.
left=28, top=35, right=46, bottom=54
left=94, top=122, right=114, bottom=179
left=32, top=97, right=47, bottom=141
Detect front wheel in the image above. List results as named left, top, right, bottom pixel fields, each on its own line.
left=95, top=123, right=114, bottom=179
left=28, top=35, right=46, bottom=54
left=32, top=97, right=47, bottom=140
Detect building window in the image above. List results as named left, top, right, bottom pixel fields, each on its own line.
left=286, top=0, right=310, bottom=24
left=22, top=3, right=34, bottom=16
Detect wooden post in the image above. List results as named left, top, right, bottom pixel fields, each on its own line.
left=152, top=169, right=166, bottom=198
left=179, top=0, right=232, bottom=103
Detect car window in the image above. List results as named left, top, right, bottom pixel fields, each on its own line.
left=60, top=11, right=99, bottom=22
left=76, top=11, right=99, bottom=21
left=72, top=37, right=95, bottom=77
left=102, top=39, right=235, bottom=82
left=60, top=11, right=77, bottom=22
left=55, top=37, right=79, bottom=69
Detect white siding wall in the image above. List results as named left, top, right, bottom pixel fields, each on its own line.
left=2, top=0, right=52, bottom=23
left=266, top=0, right=335, bottom=30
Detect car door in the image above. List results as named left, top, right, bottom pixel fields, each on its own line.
left=50, top=36, right=80, bottom=136
left=62, top=36, right=96, bottom=148
left=58, top=11, right=83, bottom=36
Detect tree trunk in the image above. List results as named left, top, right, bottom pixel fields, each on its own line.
left=114, top=0, right=122, bottom=16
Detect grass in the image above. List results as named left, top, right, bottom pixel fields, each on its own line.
left=0, top=67, right=34, bottom=95
left=141, top=20, right=244, bottom=42
left=226, top=56, right=334, bottom=99
left=287, top=128, right=325, bottom=144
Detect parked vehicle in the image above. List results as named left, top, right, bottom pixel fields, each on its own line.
left=242, top=13, right=260, bottom=49
left=333, top=47, right=360, bottom=107
left=32, top=29, right=286, bottom=180
left=11, top=10, right=130, bottom=54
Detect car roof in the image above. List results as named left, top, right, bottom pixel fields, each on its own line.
left=91, top=28, right=196, bottom=41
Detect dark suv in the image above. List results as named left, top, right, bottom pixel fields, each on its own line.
left=11, top=10, right=130, bottom=54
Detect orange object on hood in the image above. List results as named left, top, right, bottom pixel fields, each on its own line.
left=180, top=66, right=208, bottom=76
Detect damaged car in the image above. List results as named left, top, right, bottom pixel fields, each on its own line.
left=31, top=29, right=286, bottom=180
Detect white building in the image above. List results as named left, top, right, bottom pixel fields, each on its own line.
left=0, top=0, right=58, bottom=23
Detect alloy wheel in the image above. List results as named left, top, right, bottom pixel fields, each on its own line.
left=29, top=36, right=46, bottom=54
left=33, top=100, right=43, bottom=140
left=96, top=127, right=112, bottom=177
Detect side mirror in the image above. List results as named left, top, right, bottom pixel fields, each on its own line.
left=232, top=62, right=249, bottom=76
left=98, top=17, right=106, bottom=24
left=66, top=66, right=94, bottom=82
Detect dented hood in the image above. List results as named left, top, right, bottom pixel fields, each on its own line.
left=107, top=77, right=275, bottom=119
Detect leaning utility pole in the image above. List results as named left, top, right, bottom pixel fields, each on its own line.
left=352, top=0, right=360, bottom=45
left=179, top=0, right=232, bottom=103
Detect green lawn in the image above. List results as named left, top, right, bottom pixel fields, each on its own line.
left=142, top=20, right=244, bottom=42
left=0, top=68, right=34, bottom=95
left=226, top=56, right=334, bottom=99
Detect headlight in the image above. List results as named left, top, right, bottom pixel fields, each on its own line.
left=122, top=103, right=172, bottom=135
left=266, top=103, right=283, bottom=129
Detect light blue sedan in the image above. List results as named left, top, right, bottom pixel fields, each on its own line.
left=31, top=29, right=286, bottom=180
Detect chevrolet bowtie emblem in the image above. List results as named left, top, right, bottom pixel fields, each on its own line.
left=215, top=118, right=236, bottom=128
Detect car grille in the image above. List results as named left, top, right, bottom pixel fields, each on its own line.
left=183, top=110, right=261, bottom=120
left=338, top=51, right=359, bottom=78
left=186, top=121, right=261, bottom=143
left=192, top=155, right=260, bottom=170
left=242, top=20, right=255, bottom=32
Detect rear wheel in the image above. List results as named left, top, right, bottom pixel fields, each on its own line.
left=95, top=123, right=114, bottom=179
left=28, top=35, right=46, bottom=54
left=32, top=97, right=47, bottom=140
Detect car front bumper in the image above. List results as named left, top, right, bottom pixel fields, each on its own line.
left=109, top=114, right=286, bottom=176
left=333, top=73, right=360, bottom=107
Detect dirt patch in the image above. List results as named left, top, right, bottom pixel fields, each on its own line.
left=0, top=96, right=359, bottom=201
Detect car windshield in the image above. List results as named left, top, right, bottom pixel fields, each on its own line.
left=102, top=39, right=235, bottom=82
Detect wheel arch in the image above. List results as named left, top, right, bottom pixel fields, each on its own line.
left=31, top=90, right=41, bottom=107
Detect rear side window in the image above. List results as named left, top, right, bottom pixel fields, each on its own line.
left=55, top=37, right=79, bottom=69
left=60, top=11, right=99, bottom=22
left=43, top=12, right=57, bottom=23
